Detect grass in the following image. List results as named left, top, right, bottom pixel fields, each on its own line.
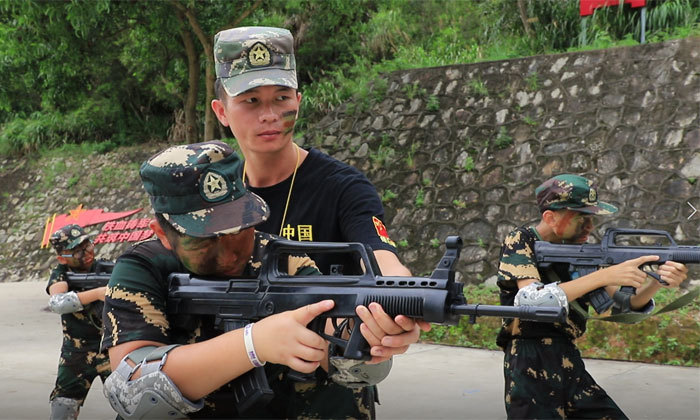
left=426, top=95, right=440, bottom=112
left=381, top=189, right=398, bottom=203
left=422, top=285, right=700, bottom=366
left=525, top=72, right=539, bottom=91
left=405, top=141, right=419, bottom=169
left=494, top=126, right=513, bottom=149
left=462, top=155, right=475, bottom=171
left=415, top=188, right=425, bottom=207
left=369, top=144, right=395, bottom=167
left=402, top=81, right=426, bottom=100
left=469, top=78, right=488, bottom=96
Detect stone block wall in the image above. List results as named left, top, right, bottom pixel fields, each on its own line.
left=1, top=38, right=698, bottom=284
left=303, top=37, right=700, bottom=282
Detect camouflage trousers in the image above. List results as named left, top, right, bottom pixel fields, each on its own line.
left=192, top=372, right=377, bottom=418
left=503, top=338, right=628, bottom=420
left=50, top=347, right=111, bottom=404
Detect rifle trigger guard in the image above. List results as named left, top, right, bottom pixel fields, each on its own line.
left=644, top=269, right=668, bottom=285
left=311, top=317, right=350, bottom=350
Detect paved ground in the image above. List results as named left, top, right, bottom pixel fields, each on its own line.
left=1, top=281, right=698, bottom=420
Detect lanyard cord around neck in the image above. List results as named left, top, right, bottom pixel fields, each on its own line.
left=242, top=143, right=300, bottom=236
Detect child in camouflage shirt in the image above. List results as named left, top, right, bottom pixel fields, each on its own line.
left=496, top=174, right=688, bottom=419
left=46, top=224, right=111, bottom=419
left=101, top=141, right=422, bottom=419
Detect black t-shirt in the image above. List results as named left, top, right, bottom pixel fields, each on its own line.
left=247, top=147, right=398, bottom=275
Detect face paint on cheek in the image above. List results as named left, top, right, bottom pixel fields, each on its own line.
left=176, top=237, right=219, bottom=276
left=179, top=255, right=197, bottom=273
left=182, top=250, right=220, bottom=276
left=554, top=211, right=577, bottom=237
left=281, top=110, right=297, bottom=135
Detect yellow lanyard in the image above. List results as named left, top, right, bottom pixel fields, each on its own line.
left=242, top=144, right=300, bottom=236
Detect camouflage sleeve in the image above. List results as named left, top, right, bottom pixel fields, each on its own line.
left=287, top=254, right=321, bottom=276
left=496, top=229, right=541, bottom=291
left=46, top=264, right=68, bottom=294
left=101, top=256, right=171, bottom=351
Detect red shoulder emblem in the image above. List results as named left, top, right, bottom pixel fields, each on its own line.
left=372, top=216, right=396, bottom=247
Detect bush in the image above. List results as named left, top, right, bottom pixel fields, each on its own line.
left=0, top=96, right=170, bottom=156
left=421, top=285, right=700, bottom=366
left=0, top=97, right=117, bottom=155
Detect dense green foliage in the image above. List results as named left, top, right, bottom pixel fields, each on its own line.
left=1, top=0, right=699, bottom=155
left=422, top=285, right=700, bottom=366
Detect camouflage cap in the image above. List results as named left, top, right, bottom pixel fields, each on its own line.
left=535, top=174, right=618, bottom=215
left=214, top=26, right=297, bottom=98
left=140, top=141, right=269, bottom=238
left=50, top=224, right=91, bottom=253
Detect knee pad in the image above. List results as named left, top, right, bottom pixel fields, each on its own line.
left=514, top=281, right=569, bottom=315
left=48, top=292, right=83, bottom=314
left=103, top=345, right=203, bottom=419
left=50, top=397, right=80, bottom=420
left=329, top=357, right=393, bottom=388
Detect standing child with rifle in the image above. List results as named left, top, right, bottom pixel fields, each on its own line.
left=46, top=224, right=111, bottom=419
left=495, top=174, right=688, bottom=419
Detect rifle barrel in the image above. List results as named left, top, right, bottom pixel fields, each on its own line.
left=451, top=304, right=566, bottom=323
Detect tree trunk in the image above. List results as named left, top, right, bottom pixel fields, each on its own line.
left=171, top=1, right=215, bottom=141
left=172, top=0, right=263, bottom=141
left=517, top=0, right=533, bottom=38
left=175, top=10, right=199, bottom=143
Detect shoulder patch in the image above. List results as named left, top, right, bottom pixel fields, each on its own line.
left=372, top=216, right=396, bottom=247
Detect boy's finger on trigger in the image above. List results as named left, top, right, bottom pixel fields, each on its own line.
left=296, top=299, right=335, bottom=324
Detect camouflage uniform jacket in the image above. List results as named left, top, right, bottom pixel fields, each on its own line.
left=102, top=231, right=374, bottom=418
left=46, top=260, right=108, bottom=350
left=496, top=226, right=588, bottom=349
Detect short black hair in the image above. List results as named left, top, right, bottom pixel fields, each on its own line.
left=214, top=78, right=227, bottom=101
left=154, top=213, right=184, bottom=239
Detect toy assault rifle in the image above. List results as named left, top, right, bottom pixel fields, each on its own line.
left=65, top=261, right=114, bottom=292
left=535, top=228, right=700, bottom=314
left=167, top=236, right=566, bottom=413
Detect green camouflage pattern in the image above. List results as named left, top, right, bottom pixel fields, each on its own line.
left=140, top=141, right=269, bottom=238
left=46, top=261, right=107, bottom=349
left=46, top=260, right=111, bottom=403
left=103, top=231, right=375, bottom=418
left=535, top=174, right=618, bottom=214
left=504, top=338, right=628, bottom=419
left=496, top=227, right=586, bottom=347
left=49, top=347, right=110, bottom=403
left=49, top=224, right=90, bottom=253
left=214, top=26, right=297, bottom=98
left=329, top=356, right=392, bottom=388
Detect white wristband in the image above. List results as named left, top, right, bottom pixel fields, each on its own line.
left=244, top=323, right=265, bottom=367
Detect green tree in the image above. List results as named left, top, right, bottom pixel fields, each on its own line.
left=0, top=0, right=162, bottom=153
